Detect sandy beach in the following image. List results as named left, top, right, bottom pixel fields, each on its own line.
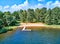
left=17, top=23, right=60, bottom=30
left=18, top=23, right=46, bottom=29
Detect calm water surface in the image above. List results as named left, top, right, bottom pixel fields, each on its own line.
left=0, top=29, right=60, bottom=44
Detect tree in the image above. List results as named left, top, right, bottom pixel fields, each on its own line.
left=22, top=10, right=27, bottom=22
left=18, top=9, right=24, bottom=22
left=4, top=11, right=11, bottom=15
left=39, top=7, right=47, bottom=23
left=35, top=8, right=40, bottom=22
left=51, top=7, right=59, bottom=25
left=45, top=9, right=52, bottom=25
left=27, top=9, right=35, bottom=22
left=0, top=19, right=3, bottom=29
left=12, top=11, right=20, bottom=20
left=0, top=11, right=4, bottom=19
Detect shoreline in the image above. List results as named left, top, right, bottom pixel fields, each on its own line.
left=18, top=23, right=45, bottom=29
left=1, top=23, right=60, bottom=34
left=4, top=23, right=60, bottom=30
left=18, top=23, right=60, bottom=29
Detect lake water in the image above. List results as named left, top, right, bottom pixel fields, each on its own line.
left=0, top=29, right=60, bottom=44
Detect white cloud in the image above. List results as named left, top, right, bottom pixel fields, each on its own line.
left=31, top=3, right=43, bottom=9
left=51, top=1, right=60, bottom=8
left=38, top=0, right=44, bottom=2
left=10, top=4, right=19, bottom=12
left=0, top=0, right=60, bottom=12
left=0, top=6, right=2, bottom=10
left=3, top=5, right=10, bottom=12
left=36, top=0, right=60, bottom=9
left=46, top=1, right=52, bottom=9
left=23, top=0, right=28, bottom=6
left=1, top=0, right=29, bottom=12
left=9, top=0, right=29, bottom=12
left=45, top=1, right=60, bottom=9
left=4, top=5, right=10, bottom=9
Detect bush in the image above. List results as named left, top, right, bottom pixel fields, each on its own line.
left=0, top=19, right=3, bottom=29
left=0, top=28, right=8, bottom=34
left=9, top=20, right=20, bottom=26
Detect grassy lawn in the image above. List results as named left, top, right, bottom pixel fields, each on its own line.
left=45, top=25, right=60, bottom=29
left=4, top=26, right=18, bottom=30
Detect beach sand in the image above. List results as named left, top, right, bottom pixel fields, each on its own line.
left=18, top=23, right=46, bottom=29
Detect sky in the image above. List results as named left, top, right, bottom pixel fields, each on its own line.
left=0, top=0, right=60, bottom=12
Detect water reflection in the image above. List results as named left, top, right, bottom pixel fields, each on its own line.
left=0, top=30, right=16, bottom=41
left=0, top=29, right=60, bottom=44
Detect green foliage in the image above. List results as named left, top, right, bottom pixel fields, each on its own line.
left=18, top=10, right=26, bottom=22
left=0, top=19, right=3, bottom=28
left=12, top=11, right=20, bottom=20
left=0, top=28, right=8, bottom=34
left=51, top=7, right=60, bottom=25
left=35, top=8, right=40, bottom=22
left=0, top=11, right=20, bottom=34
left=0, top=7, right=60, bottom=34
left=27, top=9, right=35, bottom=22
left=0, top=11, right=4, bottom=19
left=39, top=7, right=47, bottom=22
left=44, top=9, right=52, bottom=25
left=0, top=7, right=60, bottom=29
left=35, top=8, right=47, bottom=22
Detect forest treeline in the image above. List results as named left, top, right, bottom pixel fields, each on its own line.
left=0, top=7, right=60, bottom=29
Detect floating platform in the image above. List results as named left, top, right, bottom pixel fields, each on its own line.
left=22, top=29, right=31, bottom=31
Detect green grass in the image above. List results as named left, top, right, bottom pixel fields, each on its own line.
left=0, top=26, right=18, bottom=34
left=0, top=24, right=60, bottom=34
left=45, top=25, right=60, bottom=29
left=3, top=24, right=60, bottom=30
left=4, top=26, right=18, bottom=30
